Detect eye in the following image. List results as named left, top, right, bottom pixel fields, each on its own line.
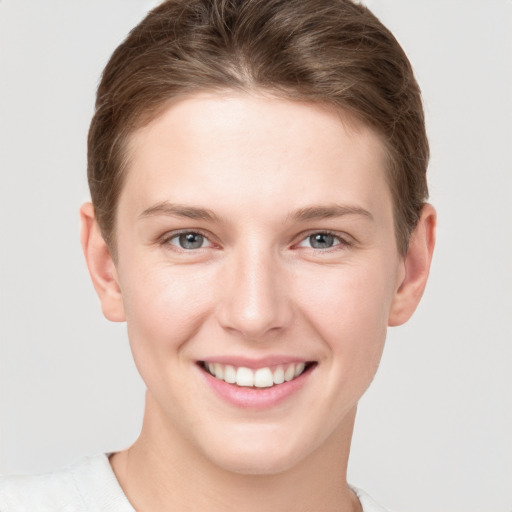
left=167, top=232, right=212, bottom=250
left=298, top=232, right=344, bottom=250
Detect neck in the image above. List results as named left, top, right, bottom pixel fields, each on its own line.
left=111, top=393, right=361, bottom=512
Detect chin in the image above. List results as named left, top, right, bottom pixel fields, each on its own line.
left=197, top=424, right=315, bottom=476
left=208, top=447, right=302, bottom=476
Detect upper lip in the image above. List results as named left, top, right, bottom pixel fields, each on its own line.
left=198, top=355, right=314, bottom=369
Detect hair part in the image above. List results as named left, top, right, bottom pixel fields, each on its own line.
left=88, top=0, right=429, bottom=257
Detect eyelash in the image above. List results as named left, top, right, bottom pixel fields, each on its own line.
left=159, top=230, right=352, bottom=252
left=160, top=229, right=214, bottom=251
left=297, top=230, right=351, bottom=251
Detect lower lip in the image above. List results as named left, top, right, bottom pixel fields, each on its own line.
left=199, top=365, right=313, bottom=409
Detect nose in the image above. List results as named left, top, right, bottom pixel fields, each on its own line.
left=216, top=243, right=293, bottom=340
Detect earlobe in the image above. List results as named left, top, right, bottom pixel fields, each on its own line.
left=80, top=202, right=126, bottom=322
left=388, top=204, right=436, bottom=327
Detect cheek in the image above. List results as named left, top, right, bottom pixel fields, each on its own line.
left=119, top=261, right=214, bottom=373
left=297, top=261, right=394, bottom=328
left=293, top=261, right=396, bottom=374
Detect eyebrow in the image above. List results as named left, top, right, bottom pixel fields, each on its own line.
left=138, top=202, right=219, bottom=221
left=138, top=201, right=373, bottom=223
left=289, top=204, right=374, bottom=222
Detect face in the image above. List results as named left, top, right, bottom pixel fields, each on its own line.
left=112, top=92, right=405, bottom=474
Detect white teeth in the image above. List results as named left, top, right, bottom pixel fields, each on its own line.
left=254, top=368, right=274, bottom=388
left=205, top=361, right=310, bottom=388
left=236, top=367, right=254, bottom=387
left=273, top=366, right=285, bottom=385
left=224, top=364, right=236, bottom=384
left=284, top=364, right=296, bottom=382
left=214, top=363, right=224, bottom=380
left=294, top=362, right=305, bottom=377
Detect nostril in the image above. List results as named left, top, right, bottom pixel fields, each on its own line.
left=215, top=258, right=293, bottom=339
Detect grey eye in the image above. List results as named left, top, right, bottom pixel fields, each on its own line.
left=308, top=233, right=335, bottom=249
left=176, top=232, right=206, bottom=249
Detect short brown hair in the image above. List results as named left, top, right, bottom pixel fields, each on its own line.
left=88, top=0, right=429, bottom=256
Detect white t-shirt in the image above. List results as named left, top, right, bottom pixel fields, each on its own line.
left=0, top=454, right=392, bottom=512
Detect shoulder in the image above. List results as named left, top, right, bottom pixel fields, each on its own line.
left=0, top=454, right=133, bottom=512
left=351, top=485, right=395, bottom=512
left=0, top=460, right=86, bottom=512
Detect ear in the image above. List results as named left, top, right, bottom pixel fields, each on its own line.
left=388, top=204, right=436, bottom=326
left=80, top=202, right=126, bottom=322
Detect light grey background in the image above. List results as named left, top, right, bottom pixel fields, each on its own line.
left=1, top=1, right=510, bottom=511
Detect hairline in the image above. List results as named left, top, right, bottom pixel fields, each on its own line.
left=103, top=87, right=409, bottom=262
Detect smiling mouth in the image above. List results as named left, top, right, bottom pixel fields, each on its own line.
left=199, top=361, right=316, bottom=388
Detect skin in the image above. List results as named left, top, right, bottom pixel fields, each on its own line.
left=81, top=92, right=436, bottom=512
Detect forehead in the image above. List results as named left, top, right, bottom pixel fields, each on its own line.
left=120, top=92, right=391, bottom=221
